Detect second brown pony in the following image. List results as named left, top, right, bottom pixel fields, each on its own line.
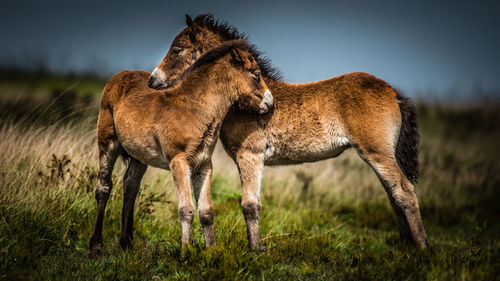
left=89, top=40, right=274, bottom=257
left=149, top=15, right=429, bottom=250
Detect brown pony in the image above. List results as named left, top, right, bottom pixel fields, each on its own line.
left=149, top=14, right=429, bottom=250
left=89, top=40, right=274, bottom=257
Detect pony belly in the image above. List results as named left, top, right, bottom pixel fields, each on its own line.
left=119, top=135, right=171, bottom=169
left=265, top=137, right=351, bottom=165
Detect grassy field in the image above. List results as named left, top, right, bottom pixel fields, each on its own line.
left=0, top=72, right=499, bottom=280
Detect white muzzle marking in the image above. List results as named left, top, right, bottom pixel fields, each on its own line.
left=150, top=67, right=167, bottom=89
left=259, top=89, right=274, bottom=114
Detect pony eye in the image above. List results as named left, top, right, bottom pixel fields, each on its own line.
left=172, top=48, right=182, bottom=54
left=191, top=49, right=198, bottom=60
left=252, top=71, right=261, bottom=81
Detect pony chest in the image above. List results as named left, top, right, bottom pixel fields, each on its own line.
left=187, top=143, right=214, bottom=170
left=186, top=133, right=219, bottom=169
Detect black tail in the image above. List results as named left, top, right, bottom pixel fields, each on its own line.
left=395, top=92, right=419, bottom=184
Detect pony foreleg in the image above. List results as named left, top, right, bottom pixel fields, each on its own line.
left=192, top=161, right=215, bottom=247
left=236, top=151, right=264, bottom=251
left=170, top=156, right=195, bottom=248
left=120, top=158, right=147, bottom=250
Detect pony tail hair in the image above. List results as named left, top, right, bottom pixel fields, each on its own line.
left=395, top=92, right=420, bottom=184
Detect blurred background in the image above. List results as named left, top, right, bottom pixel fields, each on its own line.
left=1, top=0, right=499, bottom=100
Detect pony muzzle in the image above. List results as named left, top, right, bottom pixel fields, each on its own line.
left=258, top=89, right=274, bottom=114
left=149, top=67, right=169, bottom=89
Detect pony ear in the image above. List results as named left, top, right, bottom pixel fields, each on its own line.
left=185, top=14, right=194, bottom=27
left=186, top=14, right=201, bottom=42
left=230, top=48, right=244, bottom=65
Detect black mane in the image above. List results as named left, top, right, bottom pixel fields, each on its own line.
left=193, top=14, right=282, bottom=80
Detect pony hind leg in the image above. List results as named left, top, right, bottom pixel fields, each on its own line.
left=342, top=86, right=427, bottom=247
left=119, top=157, right=147, bottom=250
left=192, top=161, right=215, bottom=247
left=89, top=138, right=122, bottom=257
left=358, top=148, right=429, bottom=248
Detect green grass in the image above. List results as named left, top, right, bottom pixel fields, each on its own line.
left=0, top=75, right=499, bottom=280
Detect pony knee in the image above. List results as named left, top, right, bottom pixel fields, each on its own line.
left=242, top=201, right=260, bottom=220
left=178, top=206, right=195, bottom=223
left=198, top=209, right=214, bottom=226
left=95, top=183, right=112, bottom=201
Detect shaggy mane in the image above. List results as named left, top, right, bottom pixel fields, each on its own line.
left=193, top=14, right=282, bottom=80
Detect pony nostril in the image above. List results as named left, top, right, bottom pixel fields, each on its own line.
left=264, top=90, right=273, bottom=106
left=257, top=89, right=274, bottom=114
left=148, top=76, right=156, bottom=88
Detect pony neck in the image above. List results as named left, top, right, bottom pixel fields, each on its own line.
left=175, top=62, right=236, bottom=121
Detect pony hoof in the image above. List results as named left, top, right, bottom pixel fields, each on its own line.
left=180, top=249, right=188, bottom=261
left=204, top=239, right=216, bottom=248
left=180, top=244, right=195, bottom=260
left=249, top=245, right=262, bottom=252
left=120, top=238, right=133, bottom=250
left=89, top=246, right=102, bottom=259
left=418, top=239, right=430, bottom=249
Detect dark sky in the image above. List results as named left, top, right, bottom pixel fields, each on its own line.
left=1, top=0, right=499, bottom=99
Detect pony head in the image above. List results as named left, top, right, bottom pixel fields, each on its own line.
left=149, top=14, right=281, bottom=92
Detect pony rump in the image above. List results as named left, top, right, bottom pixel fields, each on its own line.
left=395, top=92, right=419, bottom=184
